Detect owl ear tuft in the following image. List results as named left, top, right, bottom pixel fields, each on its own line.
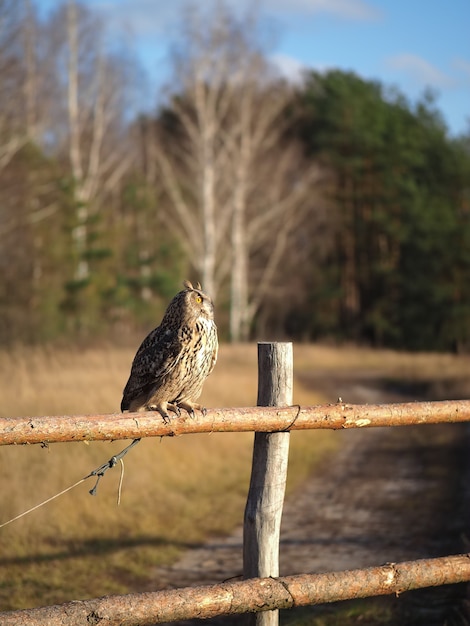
left=183, top=279, right=203, bottom=292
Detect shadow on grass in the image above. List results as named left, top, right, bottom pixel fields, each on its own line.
left=0, top=535, right=204, bottom=566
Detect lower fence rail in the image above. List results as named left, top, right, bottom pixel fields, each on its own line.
left=1, top=553, right=469, bottom=626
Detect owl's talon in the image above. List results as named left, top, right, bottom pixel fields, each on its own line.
left=176, top=401, right=199, bottom=418
left=201, top=407, right=207, bottom=416
left=168, top=403, right=181, bottom=417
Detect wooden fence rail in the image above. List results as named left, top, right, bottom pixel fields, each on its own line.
left=1, top=398, right=470, bottom=446
left=1, top=553, right=469, bottom=625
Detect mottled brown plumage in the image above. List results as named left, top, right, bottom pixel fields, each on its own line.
left=121, top=281, right=218, bottom=422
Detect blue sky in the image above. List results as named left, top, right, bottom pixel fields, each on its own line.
left=37, top=0, right=470, bottom=136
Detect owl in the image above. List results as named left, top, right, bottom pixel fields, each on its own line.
left=121, top=280, right=218, bottom=422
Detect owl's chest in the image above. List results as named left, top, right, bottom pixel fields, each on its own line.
left=178, top=318, right=216, bottom=369
left=195, top=319, right=216, bottom=366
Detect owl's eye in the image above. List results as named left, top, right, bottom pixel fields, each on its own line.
left=196, top=295, right=202, bottom=303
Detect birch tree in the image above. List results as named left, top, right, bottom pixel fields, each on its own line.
left=150, top=4, right=239, bottom=300
left=48, top=0, right=135, bottom=281
left=152, top=3, right=320, bottom=339
left=225, top=73, right=320, bottom=341
left=0, top=0, right=27, bottom=170
left=0, top=0, right=49, bottom=166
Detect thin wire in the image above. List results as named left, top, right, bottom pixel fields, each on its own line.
left=0, top=476, right=89, bottom=529
left=0, top=439, right=140, bottom=529
left=117, top=458, right=124, bottom=506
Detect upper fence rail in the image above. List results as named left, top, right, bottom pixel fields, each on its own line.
left=1, top=399, right=470, bottom=446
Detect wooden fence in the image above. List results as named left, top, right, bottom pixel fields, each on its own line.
left=1, top=342, right=470, bottom=625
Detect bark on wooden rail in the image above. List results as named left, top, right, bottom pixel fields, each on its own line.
left=1, top=553, right=469, bottom=625
left=1, top=399, right=470, bottom=446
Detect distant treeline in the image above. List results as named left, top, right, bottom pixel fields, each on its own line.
left=1, top=2, right=469, bottom=351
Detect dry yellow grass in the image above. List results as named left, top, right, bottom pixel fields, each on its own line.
left=293, top=342, right=470, bottom=380
left=0, top=342, right=468, bottom=611
left=0, top=342, right=329, bottom=610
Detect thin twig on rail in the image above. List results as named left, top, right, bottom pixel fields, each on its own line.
left=1, top=400, right=470, bottom=447
left=1, top=553, right=469, bottom=625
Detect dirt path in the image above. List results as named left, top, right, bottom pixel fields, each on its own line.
left=150, top=376, right=470, bottom=625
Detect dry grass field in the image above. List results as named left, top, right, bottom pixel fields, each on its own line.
left=0, top=342, right=469, bottom=611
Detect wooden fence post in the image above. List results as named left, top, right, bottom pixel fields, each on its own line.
left=243, top=342, right=293, bottom=626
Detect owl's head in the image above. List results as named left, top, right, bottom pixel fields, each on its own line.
left=165, top=280, right=215, bottom=324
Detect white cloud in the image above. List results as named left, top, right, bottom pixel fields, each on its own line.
left=268, top=0, right=382, bottom=21
left=386, top=53, right=455, bottom=89
left=270, top=53, right=307, bottom=84
left=93, top=0, right=381, bottom=42
left=453, top=57, right=470, bottom=81
left=94, top=1, right=180, bottom=37
left=270, top=54, right=335, bottom=83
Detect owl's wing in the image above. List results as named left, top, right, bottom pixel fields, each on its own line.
left=121, top=326, right=181, bottom=411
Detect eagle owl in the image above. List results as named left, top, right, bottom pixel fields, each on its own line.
left=121, top=280, right=218, bottom=422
